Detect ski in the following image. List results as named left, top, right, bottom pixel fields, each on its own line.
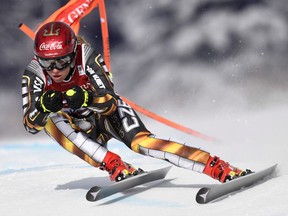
left=86, top=166, right=171, bottom=202
left=196, top=163, right=277, bottom=204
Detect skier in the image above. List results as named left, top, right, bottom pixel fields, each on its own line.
left=22, top=21, right=249, bottom=183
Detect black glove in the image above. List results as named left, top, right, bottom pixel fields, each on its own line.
left=36, top=90, right=63, bottom=113
left=64, top=85, right=93, bottom=110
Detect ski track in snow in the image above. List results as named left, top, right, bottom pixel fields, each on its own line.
left=0, top=137, right=287, bottom=216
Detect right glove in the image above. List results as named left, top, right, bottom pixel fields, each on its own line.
left=36, top=90, right=63, bottom=113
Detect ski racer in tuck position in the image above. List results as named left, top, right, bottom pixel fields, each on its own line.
left=22, top=21, right=250, bottom=183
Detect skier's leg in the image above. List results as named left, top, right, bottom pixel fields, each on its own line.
left=99, top=98, right=249, bottom=183
left=131, top=132, right=249, bottom=182
left=44, top=112, right=140, bottom=181
left=131, top=131, right=210, bottom=172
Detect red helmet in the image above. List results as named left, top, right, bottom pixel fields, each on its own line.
left=34, top=21, right=77, bottom=59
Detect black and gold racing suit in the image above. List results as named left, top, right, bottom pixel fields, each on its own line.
left=22, top=43, right=210, bottom=172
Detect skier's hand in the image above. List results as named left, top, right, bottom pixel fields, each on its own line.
left=64, top=85, right=93, bottom=110
left=36, top=90, right=63, bottom=113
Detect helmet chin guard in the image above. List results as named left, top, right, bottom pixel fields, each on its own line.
left=34, top=21, right=77, bottom=59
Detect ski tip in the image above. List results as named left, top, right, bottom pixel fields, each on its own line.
left=267, top=163, right=278, bottom=176
left=86, top=186, right=101, bottom=202
left=164, top=166, right=172, bottom=172
left=162, top=166, right=172, bottom=177
left=272, top=163, right=278, bottom=170
left=196, top=187, right=209, bottom=204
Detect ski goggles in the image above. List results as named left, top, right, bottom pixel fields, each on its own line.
left=38, top=54, right=75, bottom=71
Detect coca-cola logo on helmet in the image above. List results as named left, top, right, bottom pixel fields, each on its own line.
left=39, top=41, right=63, bottom=51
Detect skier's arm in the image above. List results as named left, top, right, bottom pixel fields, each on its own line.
left=22, top=60, right=48, bottom=134
left=84, top=48, right=119, bottom=115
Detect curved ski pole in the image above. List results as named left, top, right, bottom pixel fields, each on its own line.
left=97, top=1, right=219, bottom=143
left=99, top=0, right=111, bottom=72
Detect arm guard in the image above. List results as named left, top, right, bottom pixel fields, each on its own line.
left=22, top=60, right=49, bottom=134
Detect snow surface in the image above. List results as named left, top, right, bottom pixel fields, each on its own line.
left=1, top=107, right=287, bottom=216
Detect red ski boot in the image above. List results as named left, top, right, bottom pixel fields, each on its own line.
left=203, top=156, right=251, bottom=183
left=100, top=151, right=142, bottom=182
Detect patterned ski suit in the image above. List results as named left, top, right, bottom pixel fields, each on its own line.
left=22, top=42, right=210, bottom=172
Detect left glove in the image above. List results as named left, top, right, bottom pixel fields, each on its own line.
left=36, top=90, right=63, bottom=113
left=64, top=85, right=93, bottom=110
